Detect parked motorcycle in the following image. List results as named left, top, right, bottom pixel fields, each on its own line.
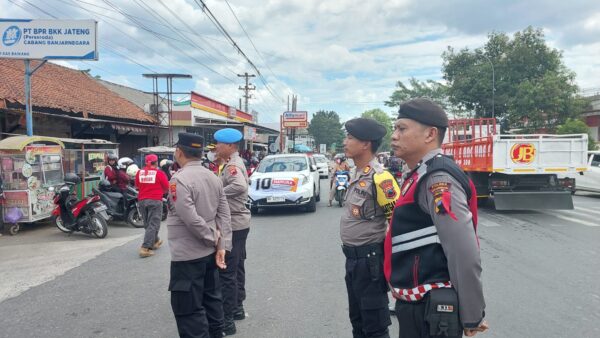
left=51, top=173, right=110, bottom=238
left=94, top=180, right=167, bottom=228
left=334, top=170, right=350, bottom=207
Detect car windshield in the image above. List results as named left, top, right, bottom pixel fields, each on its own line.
left=314, top=156, right=328, bottom=163
left=257, top=156, right=308, bottom=173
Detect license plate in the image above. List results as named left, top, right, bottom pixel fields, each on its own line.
left=267, top=196, right=285, bottom=203
left=94, top=205, right=107, bottom=212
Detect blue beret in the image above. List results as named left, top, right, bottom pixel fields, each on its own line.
left=214, top=128, right=243, bottom=144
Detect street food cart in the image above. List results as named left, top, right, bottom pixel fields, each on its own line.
left=61, top=138, right=119, bottom=200
left=137, top=146, right=175, bottom=166
left=0, top=136, right=65, bottom=234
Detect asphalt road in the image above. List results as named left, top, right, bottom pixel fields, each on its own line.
left=0, top=183, right=599, bottom=338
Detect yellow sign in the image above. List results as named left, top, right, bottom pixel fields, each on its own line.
left=510, top=143, right=536, bottom=164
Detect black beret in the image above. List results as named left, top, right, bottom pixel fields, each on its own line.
left=175, top=133, right=204, bottom=149
left=397, top=98, right=449, bottom=128
left=345, top=118, right=387, bottom=141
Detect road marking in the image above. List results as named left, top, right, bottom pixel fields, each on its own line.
left=574, top=206, right=600, bottom=217
left=539, top=210, right=599, bottom=227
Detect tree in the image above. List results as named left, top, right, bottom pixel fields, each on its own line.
left=307, top=110, right=345, bottom=151
left=556, top=118, right=598, bottom=150
left=442, top=26, right=587, bottom=132
left=385, top=78, right=449, bottom=109
left=361, top=108, right=392, bottom=152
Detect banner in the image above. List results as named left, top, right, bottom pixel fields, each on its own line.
left=0, top=19, right=98, bottom=60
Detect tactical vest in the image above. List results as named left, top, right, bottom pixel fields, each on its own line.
left=384, top=154, right=478, bottom=300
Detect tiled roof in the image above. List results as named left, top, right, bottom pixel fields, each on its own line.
left=0, top=59, right=156, bottom=124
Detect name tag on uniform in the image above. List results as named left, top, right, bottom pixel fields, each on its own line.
left=139, top=170, right=157, bottom=184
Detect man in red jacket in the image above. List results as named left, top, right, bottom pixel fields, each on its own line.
left=135, top=154, right=169, bottom=258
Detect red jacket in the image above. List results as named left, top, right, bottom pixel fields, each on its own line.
left=135, top=166, right=169, bottom=201
left=104, top=165, right=117, bottom=184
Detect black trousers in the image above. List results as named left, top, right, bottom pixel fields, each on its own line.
left=344, top=247, right=391, bottom=338
left=395, top=297, right=462, bottom=338
left=220, top=228, right=249, bottom=321
left=169, top=254, right=224, bottom=338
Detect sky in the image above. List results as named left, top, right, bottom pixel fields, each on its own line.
left=2, top=0, right=600, bottom=124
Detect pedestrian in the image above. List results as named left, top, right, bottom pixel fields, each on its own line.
left=214, top=128, right=251, bottom=336
left=340, top=118, right=401, bottom=338
left=167, top=132, right=233, bottom=338
left=385, top=98, right=488, bottom=338
left=135, top=154, right=169, bottom=258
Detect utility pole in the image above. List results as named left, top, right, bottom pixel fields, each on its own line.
left=238, top=72, right=256, bottom=112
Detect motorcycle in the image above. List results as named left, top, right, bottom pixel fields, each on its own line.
left=334, top=170, right=350, bottom=207
left=51, top=173, right=110, bottom=238
left=94, top=180, right=167, bottom=228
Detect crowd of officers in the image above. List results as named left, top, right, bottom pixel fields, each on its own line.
left=133, top=127, right=251, bottom=338
left=132, top=98, right=488, bottom=338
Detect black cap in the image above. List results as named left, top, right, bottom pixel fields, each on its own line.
left=345, top=118, right=387, bottom=141
left=397, top=98, right=449, bottom=128
left=175, top=133, right=204, bottom=149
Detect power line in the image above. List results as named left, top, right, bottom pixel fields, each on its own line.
left=194, top=0, right=285, bottom=104
left=223, top=0, right=279, bottom=81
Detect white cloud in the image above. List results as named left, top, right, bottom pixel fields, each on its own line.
left=2, top=0, right=599, bottom=122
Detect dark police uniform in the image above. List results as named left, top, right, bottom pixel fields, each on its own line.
left=383, top=99, right=486, bottom=338
left=167, top=133, right=233, bottom=338
left=341, top=118, right=401, bottom=338
left=215, top=128, right=252, bottom=332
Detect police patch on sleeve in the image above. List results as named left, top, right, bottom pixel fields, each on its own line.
left=351, top=205, right=361, bottom=218
left=228, top=166, right=238, bottom=176
left=429, top=182, right=457, bottom=220
left=379, top=179, right=397, bottom=199
left=170, top=182, right=177, bottom=202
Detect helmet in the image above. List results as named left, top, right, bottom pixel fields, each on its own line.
left=160, top=159, right=173, bottom=168
left=107, top=153, right=118, bottom=162
left=64, top=173, right=81, bottom=185
left=117, top=157, right=134, bottom=169
left=126, top=164, right=140, bottom=178
left=98, top=179, right=112, bottom=190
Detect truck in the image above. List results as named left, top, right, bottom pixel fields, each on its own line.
left=442, top=118, right=589, bottom=210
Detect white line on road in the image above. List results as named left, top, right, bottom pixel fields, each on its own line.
left=574, top=206, right=600, bottom=217
left=539, top=210, right=600, bottom=227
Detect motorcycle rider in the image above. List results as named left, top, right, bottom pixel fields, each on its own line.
left=103, top=153, right=119, bottom=185
left=329, top=156, right=351, bottom=207
left=160, top=159, right=174, bottom=181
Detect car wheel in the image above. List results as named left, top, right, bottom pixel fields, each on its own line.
left=306, top=196, right=316, bottom=213
left=315, top=183, right=321, bottom=202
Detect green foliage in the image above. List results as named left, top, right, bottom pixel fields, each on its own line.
left=442, top=26, right=586, bottom=131
left=361, top=108, right=392, bottom=151
left=307, top=110, right=345, bottom=149
left=556, top=118, right=598, bottom=150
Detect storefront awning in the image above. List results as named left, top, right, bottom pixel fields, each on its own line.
left=193, top=117, right=279, bottom=135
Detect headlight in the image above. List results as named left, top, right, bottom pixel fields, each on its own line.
left=300, top=174, right=310, bottom=185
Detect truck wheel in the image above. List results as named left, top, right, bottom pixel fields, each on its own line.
left=477, top=197, right=489, bottom=208
left=315, top=184, right=321, bottom=202
left=127, top=208, right=145, bottom=228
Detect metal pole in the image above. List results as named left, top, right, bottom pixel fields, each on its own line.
left=24, top=60, right=33, bottom=136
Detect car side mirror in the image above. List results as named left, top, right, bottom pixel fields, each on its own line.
left=310, top=165, right=317, bottom=172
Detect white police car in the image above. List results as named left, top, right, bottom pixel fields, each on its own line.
left=247, top=154, right=321, bottom=214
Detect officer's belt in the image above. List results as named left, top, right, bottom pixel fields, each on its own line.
left=342, top=243, right=383, bottom=259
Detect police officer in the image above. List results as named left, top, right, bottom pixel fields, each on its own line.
left=167, top=133, right=233, bottom=338
left=340, top=118, right=401, bottom=338
left=385, top=98, right=488, bottom=338
left=214, top=128, right=251, bottom=335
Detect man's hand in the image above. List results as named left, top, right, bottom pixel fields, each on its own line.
left=464, top=320, right=489, bottom=337
left=216, top=249, right=227, bottom=269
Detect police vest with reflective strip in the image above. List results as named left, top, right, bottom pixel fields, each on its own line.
left=383, top=155, right=478, bottom=301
